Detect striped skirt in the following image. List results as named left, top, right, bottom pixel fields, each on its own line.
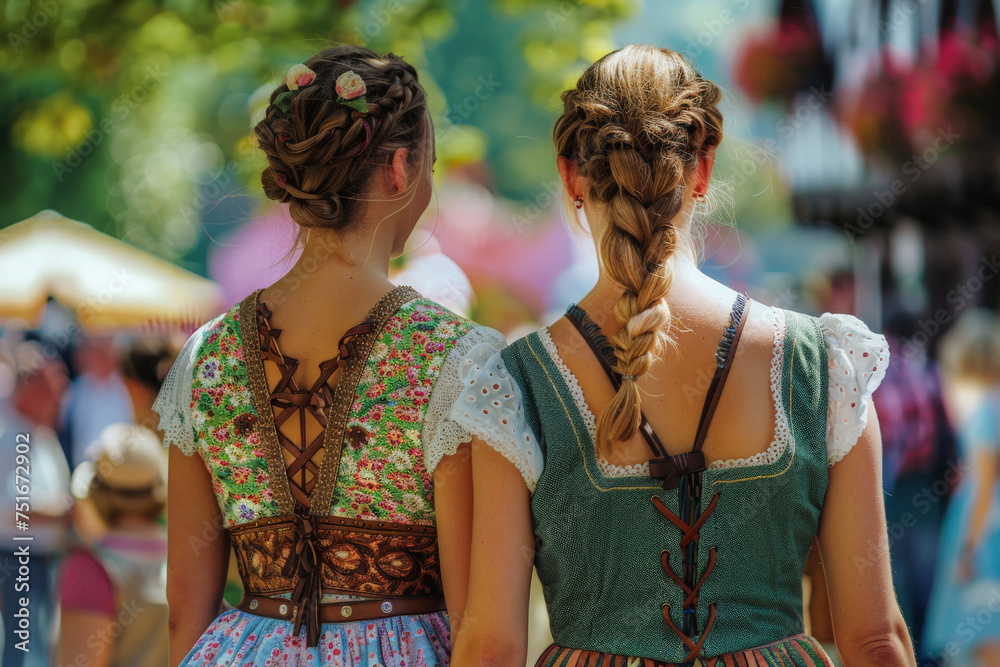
left=534, top=633, right=834, bottom=666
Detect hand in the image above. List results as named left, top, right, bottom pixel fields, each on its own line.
left=956, top=542, right=977, bottom=582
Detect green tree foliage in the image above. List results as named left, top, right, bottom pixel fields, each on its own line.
left=1, top=0, right=633, bottom=266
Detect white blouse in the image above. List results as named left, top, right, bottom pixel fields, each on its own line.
left=446, top=308, right=890, bottom=494
left=422, top=326, right=507, bottom=475
left=150, top=316, right=507, bottom=478
left=151, top=319, right=216, bottom=457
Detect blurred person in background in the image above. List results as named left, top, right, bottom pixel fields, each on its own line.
left=57, top=422, right=169, bottom=667
left=923, top=309, right=1000, bottom=666
left=875, top=309, right=958, bottom=660
left=64, top=335, right=134, bottom=469
left=120, top=336, right=176, bottom=434
left=69, top=337, right=175, bottom=546
left=0, top=340, right=73, bottom=667
left=452, top=45, right=913, bottom=666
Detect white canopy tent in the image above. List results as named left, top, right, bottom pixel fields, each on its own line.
left=0, top=209, right=222, bottom=332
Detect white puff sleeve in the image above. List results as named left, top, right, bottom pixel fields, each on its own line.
left=820, top=313, right=890, bottom=466
left=423, top=325, right=507, bottom=476
left=448, top=346, right=543, bottom=494
left=151, top=321, right=213, bottom=456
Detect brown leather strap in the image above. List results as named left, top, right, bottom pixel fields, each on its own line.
left=564, top=309, right=670, bottom=460
left=565, top=294, right=751, bottom=488
left=237, top=592, right=446, bottom=625
left=691, top=294, right=750, bottom=454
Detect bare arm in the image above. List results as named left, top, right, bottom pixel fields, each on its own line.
left=817, top=400, right=916, bottom=666
left=433, top=441, right=474, bottom=637
left=57, top=610, right=113, bottom=667
left=955, top=446, right=999, bottom=581
left=166, top=445, right=231, bottom=667
left=450, top=437, right=535, bottom=666
left=964, top=448, right=999, bottom=552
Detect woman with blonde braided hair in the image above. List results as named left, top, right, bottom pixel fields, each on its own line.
left=156, top=45, right=505, bottom=666
left=450, top=45, right=915, bottom=666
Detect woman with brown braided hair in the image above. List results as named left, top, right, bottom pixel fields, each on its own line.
left=154, top=45, right=504, bottom=666
left=449, top=45, right=915, bottom=666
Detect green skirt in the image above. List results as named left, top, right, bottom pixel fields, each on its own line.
left=534, top=633, right=834, bottom=666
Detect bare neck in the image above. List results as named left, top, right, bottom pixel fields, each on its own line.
left=578, top=250, right=719, bottom=330
left=263, top=216, right=397, bottom=310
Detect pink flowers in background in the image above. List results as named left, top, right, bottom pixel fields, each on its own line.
left=932, top=28, right=1000, bottom=138
left=209, top=180, right=573, bottom=332
left=430, top=181, right=572, bottom=328
left=208, top=210, right=300, bottom=307
left=836, top=24, right=1000, bottom=160
left=731, top=16, right=827, bottom=104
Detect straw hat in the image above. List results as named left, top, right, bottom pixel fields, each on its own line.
left=70, top=423, right=167, bottom=504
left=940, top=309, right=1000, bottom=384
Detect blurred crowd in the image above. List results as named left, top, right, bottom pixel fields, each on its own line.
left=4, top=287, right=1000, bottom=667
left=0, top=310, right=173, bottom=667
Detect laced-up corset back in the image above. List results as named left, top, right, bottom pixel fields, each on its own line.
left=563, top=295, right=749, bottom=660
left=509, top=301, right=831, bottom=662
left=222, top=285, right=451, bottom=649
left=250, top=299, right=371, bottom=511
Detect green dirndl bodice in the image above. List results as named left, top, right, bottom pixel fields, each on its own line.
left=500, top=308, right=832, bottom=665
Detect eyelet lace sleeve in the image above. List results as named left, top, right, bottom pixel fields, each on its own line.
left=820, top=312, right=890, bottom=466
left=151, top=322, right=212, bottom=456
left=423, top=325, right=507, bottom=476
left=448, top=347, right=543, bottom=494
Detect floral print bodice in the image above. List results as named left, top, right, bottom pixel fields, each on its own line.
left=155, top=287, right=505, bottom=529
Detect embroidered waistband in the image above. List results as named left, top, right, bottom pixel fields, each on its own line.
left=229, top=513, right=443, bottom=597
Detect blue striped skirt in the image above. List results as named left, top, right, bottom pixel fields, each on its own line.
left=534, top=633, right=834, bottom=666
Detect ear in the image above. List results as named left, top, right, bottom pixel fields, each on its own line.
left=388, top=148, right=412, bottom=193
left=557, top=155, right=584, bottom=203
left=692, top=144, right=717, bottom=198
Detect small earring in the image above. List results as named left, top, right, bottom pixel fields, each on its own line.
left=693, top=192, right=706, bottom=202
left=574, top=196, right=584, bottom=209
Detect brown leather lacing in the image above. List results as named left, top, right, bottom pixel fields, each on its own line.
left=254, top=300, right=372, bottom=509
left=654, top=493, right=719, bottom=661
left=281, top=512, right=324, bottom=643
left=253, top=299, right=374, bottom=645
left=566, top=294, right=749, bottom=662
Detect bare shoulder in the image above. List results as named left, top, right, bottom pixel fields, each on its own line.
left=740, top=299, right=784, bottom=360
left=671, top=286, right=780, bottom=366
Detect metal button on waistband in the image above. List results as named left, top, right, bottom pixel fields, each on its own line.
left=249, top=599, right=259, bottom=610
left=380, top=601, right=392, bottom=614
left=278, top=604, right=288, bottom=616
left=341, top=606, right=352, bottom=618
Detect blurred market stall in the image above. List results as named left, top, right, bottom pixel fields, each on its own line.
left=0, top=209, right=222, bottom=332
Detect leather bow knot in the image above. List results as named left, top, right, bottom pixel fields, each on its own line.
left=275, top=390, right=323, bottom=408
left=648, top=451, right=706, bottom=490
left=281, top=511, right=324, bottom=647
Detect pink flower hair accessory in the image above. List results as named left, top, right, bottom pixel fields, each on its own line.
left=285, top=64, right=316, bottom=90
left=274, top=63, right=317, bottom=113
left=272, top=171, right=286, bottom=189
left=335, top=70, right=369, bottom=114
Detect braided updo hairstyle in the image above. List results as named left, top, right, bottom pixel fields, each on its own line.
left=255, top=45, right=429, bottom=236
left=553, top=45, right=723, bottom=456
